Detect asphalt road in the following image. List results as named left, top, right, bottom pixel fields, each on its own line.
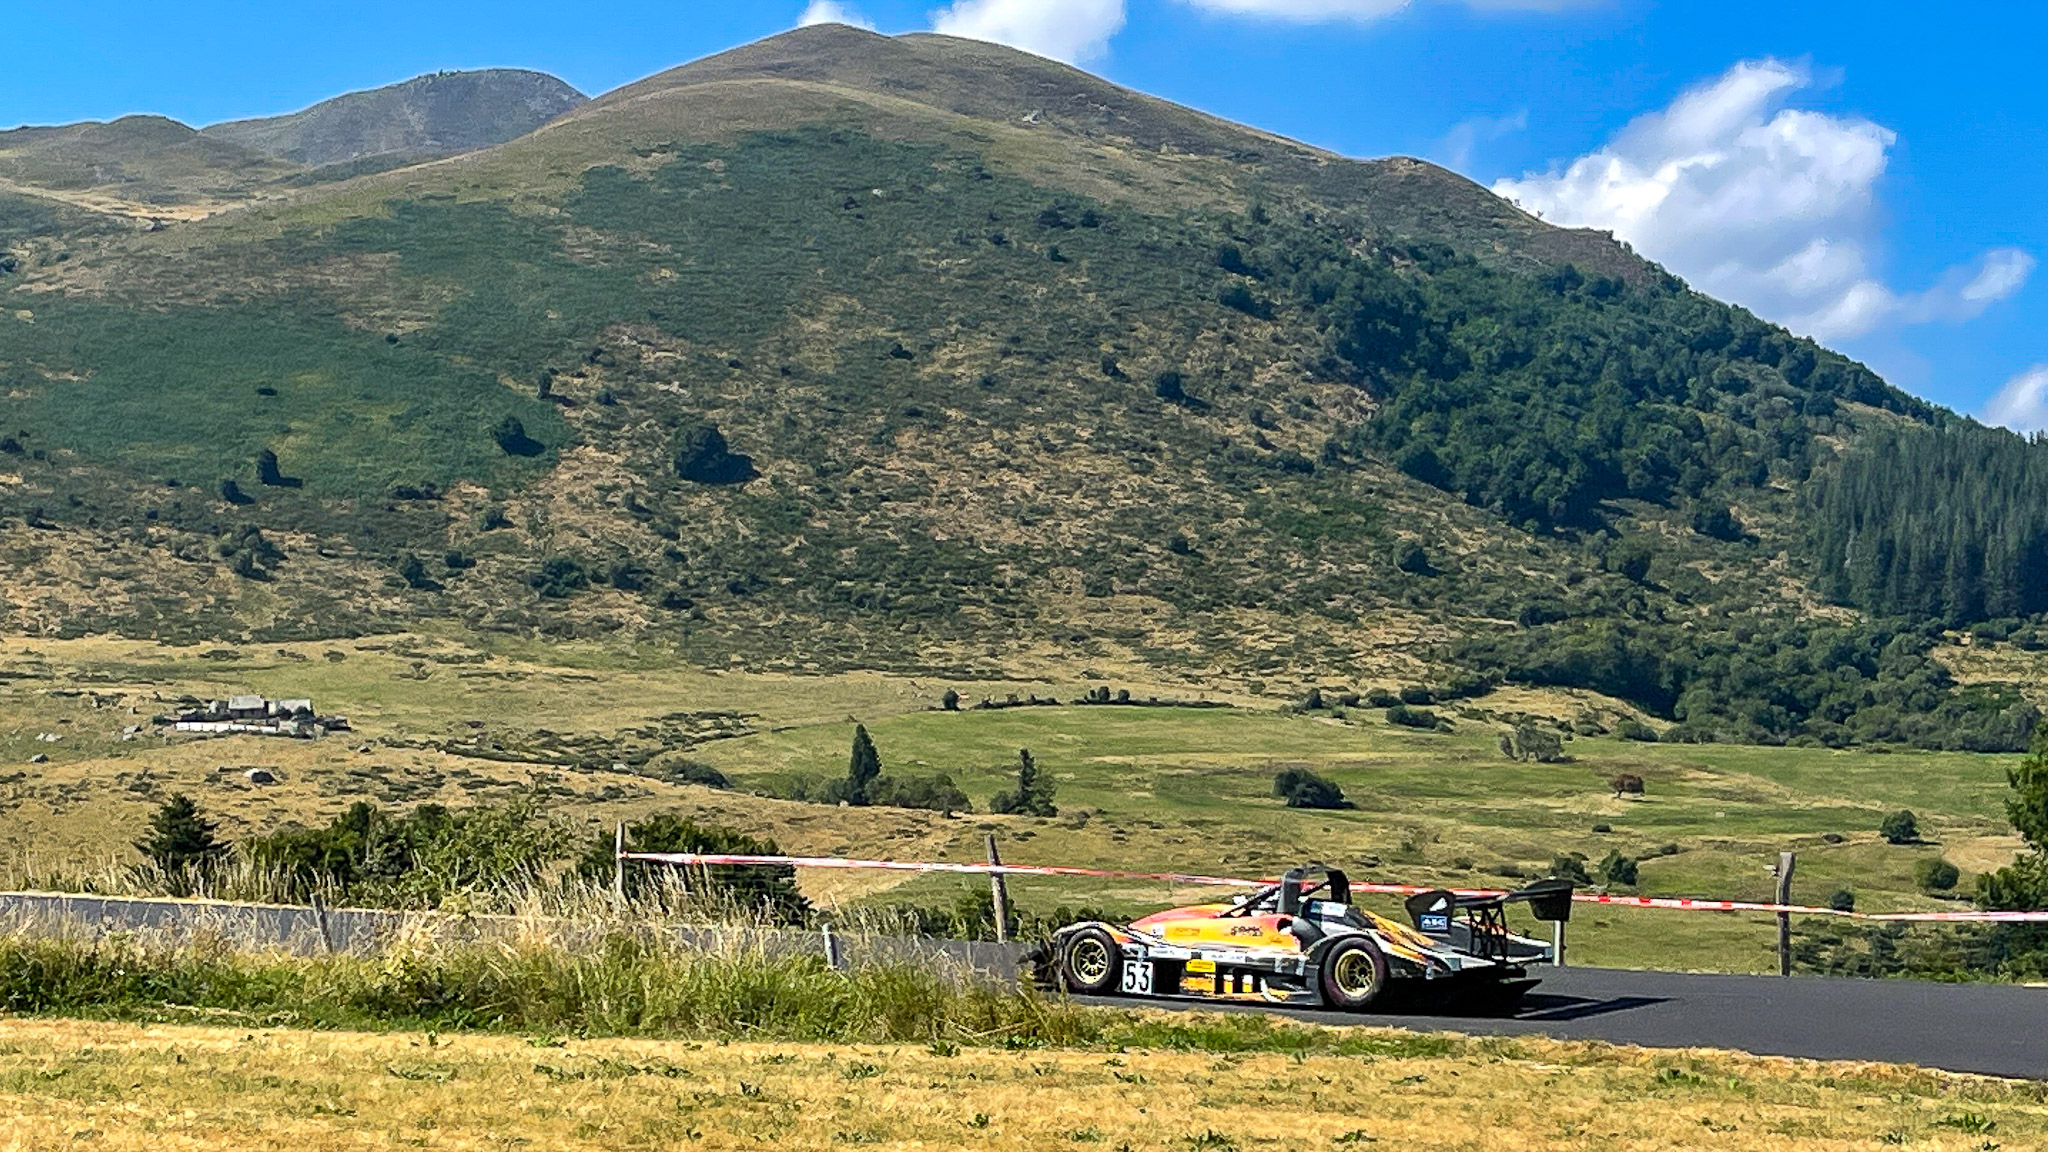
left=1086, top=965, right=2048, bottom=1079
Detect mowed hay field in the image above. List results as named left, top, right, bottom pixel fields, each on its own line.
left=0, top=632, right=2032, bottom=970
left=0, top=1017, right=2042, bottom=1152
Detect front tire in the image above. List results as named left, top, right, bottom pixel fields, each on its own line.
left=1317, top=937, right=1389, bottom=1010
left=1060, top=927, right=1123, bottom=995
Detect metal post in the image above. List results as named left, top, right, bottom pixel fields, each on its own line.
left=985, top=834, right=1010, bottom=944
left=308, top=892, right=336, bottom=955
left=613, top=822, right=627, bottom=905
left=821, top=921, right=845, bottom=971
left=1776, top=850, right=1797, bottom=977
left=1552, top=919, right=1566, bottom=968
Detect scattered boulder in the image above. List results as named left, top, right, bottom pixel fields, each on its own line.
left=27, top=753, right=47, bottom=765
left=244, top=767, right=276, bottom=785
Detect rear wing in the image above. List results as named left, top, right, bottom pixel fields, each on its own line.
left=1405, top=878, right=1574, bottom=936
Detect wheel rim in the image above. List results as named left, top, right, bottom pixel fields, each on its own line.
left=1331, top=949, right=1377, bottom=997
left=1070, top=937, right=1111, bottom=984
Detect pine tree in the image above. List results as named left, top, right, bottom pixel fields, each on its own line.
left=845, top=724, right=881, bottom=806
left=136, top=794, right=224, bottom=895
left=990, top=748, right=1056, bottom=817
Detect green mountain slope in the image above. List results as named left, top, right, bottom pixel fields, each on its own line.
left=201, top=68, right=587, bottom=171
left=1, top=25, right=2043, bottom=750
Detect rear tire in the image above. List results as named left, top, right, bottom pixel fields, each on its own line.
left=1317, top=937, right=1389, bottom=1010
left=1060, top=927, right=1123, bottom=995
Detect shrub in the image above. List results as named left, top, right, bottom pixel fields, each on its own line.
left=1827, top=888, right=1856, bottom=913
left=1549, top=856, right=1591, bottom=886
left=1385, top=705, right=1442, bottom=730
left=1609, top=773, right=1646, bottom=797
left=1271, top=767, right=1350, bottom=810
left=1598, top=851, right=1639, bottom=887
left=1615, top=718, right=1659, bottom=742
left=1397, top=684, right=1435, bottom=705
left=989, top=748, right=1057, bottom=817
left=666, top=760, right=730, bottom=789
left=1364, top=688, right=1399, bottom=708
left=941, top=689, right=961, bottom=712
left=869, top=773, right=972, bottom=815
left=1881, top=810, right=1920, bottom=845
left=1500, top=724, right=1565, bottom=762
left=530, top=556, right=589, bottom=599
left=492, top=416, right=545, bottom=457
left=1301, top=687, right=1326, bottom=711
left=578, top=812, right=809, bottom=922
left=1915, top=856, right=1961, bottom=892
left=673, top=423, right=757, bottom=485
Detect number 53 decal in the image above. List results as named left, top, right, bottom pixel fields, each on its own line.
left=1120, top=962, right=1153, bottom=995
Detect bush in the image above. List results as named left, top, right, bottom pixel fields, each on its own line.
left=1385, top=705, right=1443, bottom=730
left=673, top=423, right=757, bottom=485
left=1500, top=724, right=1565, bottom=763
left=1364, top=688, right=1399, bottom=708
left=1916, top=856, right=1961, bottom=892
left=1598, top=851, right=1638, bottom=887
left=492, top=416, right=545, bottom=457
left=1397, top=684, right=1435, bottom=705
left=941, top=689, right=960, bottom=712
left=1609, top=773, right=1645, bottom=797
left=1881, top=810, right=1920, bottom=845
left=1549, top=856, right=1591, bottom=886
left=1827, top=888, right=1856, bottom=913
left=578, top=812, right=809, bottom=923
left=868, top=773, right=972, bottom=815
left=1301, top=687, right=1326, bottom=711
left=1271, top=767, right=1350, bottom=810
left=1615, top=718, right=1659, bottom=743
left=666, top=760, right=730, bottom=789
left=530, top=556, right=589, bottom=599
left=1394, top=543, right=1432, bottom=575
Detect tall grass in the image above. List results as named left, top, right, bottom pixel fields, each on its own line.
left=0, top=908, right=1460, bottom=1058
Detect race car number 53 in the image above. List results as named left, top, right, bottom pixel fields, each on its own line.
left=1120, top=961, right=1153, bottom=995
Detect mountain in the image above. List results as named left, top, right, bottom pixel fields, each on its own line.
left=0, top=114, right=296, bottom=215
left=1, top=24, right=2044, bottom=751
left=201, top=68, right=586, bottom=172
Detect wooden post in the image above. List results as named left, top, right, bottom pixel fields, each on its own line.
left=308, top=892, right=336, bottom=955
left=1776, top=850, right=1797, bottom=977
left=821, top=921, right=845, bottom=971
left=985, top=834, right=1010, bottom=944
left=613, top=822, right=627, bottom=905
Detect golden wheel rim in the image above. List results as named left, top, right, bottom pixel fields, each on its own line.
left=1331, top=949, right=1376, bottom=996
left=1070, top=937, right=1111, bottom=984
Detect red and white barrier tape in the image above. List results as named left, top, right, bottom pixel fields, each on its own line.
left=623, top=852, right=2048, bottom=923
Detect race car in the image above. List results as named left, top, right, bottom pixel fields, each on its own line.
left=1038, top=865, right=1572, bottom=1014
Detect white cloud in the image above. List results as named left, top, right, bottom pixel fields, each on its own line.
left=929, top=0, right=1127, bottom=63
left=1986, top=365, right=2048, bottom=434
left=798, top=0, right=876, bottom=29
left=1435, top=109, right=1526, bottom=173
left=1182, top=0, right=1603, bottom=23
left=1493, top=59, right=2032, bottom=341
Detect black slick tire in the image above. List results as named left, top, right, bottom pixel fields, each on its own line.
left=1060, top=926, right=1123, bottom=995
left=1316, top=937, right=1390, bottom=1010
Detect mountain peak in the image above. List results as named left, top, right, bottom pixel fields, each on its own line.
left=202, top=67, right=587, bottom=169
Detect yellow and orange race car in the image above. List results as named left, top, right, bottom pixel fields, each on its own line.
left=1039, top=866, right=1572, bottom=1014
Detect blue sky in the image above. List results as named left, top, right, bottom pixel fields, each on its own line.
left=6, top=1, right=2042, bottom=425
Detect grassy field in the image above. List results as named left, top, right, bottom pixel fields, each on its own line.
left=0, top=631, right=2027, bottom=971
left=0, top=1016, right=2040, bottom=1151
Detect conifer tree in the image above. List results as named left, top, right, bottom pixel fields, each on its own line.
left=845, top=724, right=881, bottom=806
left=136, top=794, right=224, bottom=895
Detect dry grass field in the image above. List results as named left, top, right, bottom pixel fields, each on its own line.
left=0, top=1016, right=2038, bottom=1151
left=1, top=629, right=2040, bottom=970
